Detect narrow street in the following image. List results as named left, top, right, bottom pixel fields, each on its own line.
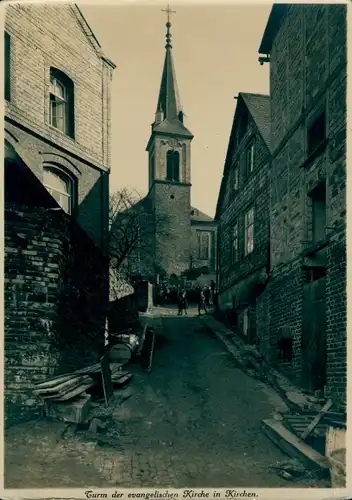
left=5, top=311, right=328, bottom=488
left=102, top=312, right=300, bottom=487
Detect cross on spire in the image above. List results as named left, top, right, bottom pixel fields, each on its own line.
left=161, top=4, right=176, bottom=24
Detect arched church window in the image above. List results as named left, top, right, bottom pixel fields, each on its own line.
left=166, top=150, right=180, bottom=182
left=43, top=167, right=74, bottom=215
left=197, top=231, right=211, bottom=260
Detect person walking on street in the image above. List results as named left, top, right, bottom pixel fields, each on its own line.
left=177, top=290, right=183, bottom=316
left=182, top=290, right=188, bottom=316
left=198, top=289, right=207, bottom=315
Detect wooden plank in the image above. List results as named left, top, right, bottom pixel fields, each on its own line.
left=74, top=362, right=101, bottom=375
left=147, top=330, right=156, bottom=373
left=110, top=364, right=123, bottom=375
left=34, top=376, right=86, bottom=395
left=34, top=374, right=77, bottom=390
left=51, top=381, right=94, bottom=402
left=112, top=373, right=132, bottom=386
left=34, top=362, right=101, bottom=389
left=262, top=419, right=330, bottom=477
left=300, top=399, right=333, bottom=441
left=137, top=323, right=148, bottom=354
left=326, top=426, right=346, bottom=457
left=100, top=353, right=114, bottom=406
left=40, top=376, right=92, bottom=399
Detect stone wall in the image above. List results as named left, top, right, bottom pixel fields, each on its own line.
left=4, top=205, right=107, bottom=426
left=218, top=101, right=270, bottom=308
left=150, top=181, right=192, bottom=276
left=264, top=4, right=347, bottom=402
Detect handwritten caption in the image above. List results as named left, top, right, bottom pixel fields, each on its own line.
left=84, top=490, right=259, bottom=499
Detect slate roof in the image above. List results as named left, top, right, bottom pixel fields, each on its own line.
left=215, top=92, right=272, bottom=220
left=240, top=93, right=271, bottom=151
left=190, top=207, right=214, bottom=223
left=153, top=118, right=193, bottom=138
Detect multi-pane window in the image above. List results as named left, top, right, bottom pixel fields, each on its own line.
left=231, top=222, right=238, bottom=263
left=166, top=150, right=180, bottom=182
left=43, top=168, right=73, bottom=214
left=246, top=141, right=255, bottom=175
left=197, top=231, right=210, bottom=260
left=244, top=207, right=254, bottom=255
left=307, top=111, right=326, bottom=156
left=4, top=32, right=11, bottom=101
left=49, top=68, right=74, bottom=138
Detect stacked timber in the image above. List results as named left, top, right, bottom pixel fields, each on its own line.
left=34, top=361, right=132, bottom=403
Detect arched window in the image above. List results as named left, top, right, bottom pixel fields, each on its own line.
left=43, top=167, right=74, bottom=214
left=166, top=150, right=180, bottom=182
left=49, top=68, right=75, bottom=138
left=197, top=231, right=211, bottom=260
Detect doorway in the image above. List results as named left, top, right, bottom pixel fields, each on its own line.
left=302, top=271, right=327, bottom=392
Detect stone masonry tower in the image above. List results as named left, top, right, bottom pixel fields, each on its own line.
left=146, top=6, right=194, bottom=278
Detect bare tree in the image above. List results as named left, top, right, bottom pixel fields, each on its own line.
left=109, top=188, right=171, bottom=288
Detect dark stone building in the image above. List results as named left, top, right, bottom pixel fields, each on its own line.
left=4, top=4, right=115, bottom=424
left=257, top=4, right=347, bottom=404
left=216, top=93, right=271, bottom=343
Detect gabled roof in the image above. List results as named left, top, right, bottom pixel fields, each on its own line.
left=258, top=4, right=288, bottom=55
left=190, top=206, right=214, bottom=223
left=71, top=5, right=116, bottom=69
left=215, top=92, right=271, bottom=220
left=240, top=93, right=271, bottom=150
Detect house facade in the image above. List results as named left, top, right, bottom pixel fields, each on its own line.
left=5, top=3, right=114, bottom=251
left=4, top=4, right=115, bottom=424
left=216, top=93, right=271, bottom=343
left=257, top=4, right=347, bottom=403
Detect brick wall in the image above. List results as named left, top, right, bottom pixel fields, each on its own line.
left=4, top=205, right=107, bottom=426
left=5, top=3, right=113, bottom=167
left=4, top=3, right=114, bottom=251
left=265, top=4, right=346, bottom=401
left=5, top=123, right=108, bottom=250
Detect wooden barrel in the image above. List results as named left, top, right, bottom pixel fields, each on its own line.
left=108, top=334, right=139, bottom=364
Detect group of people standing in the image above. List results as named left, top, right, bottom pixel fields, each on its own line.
left=177, top=284, right=215, bottom=316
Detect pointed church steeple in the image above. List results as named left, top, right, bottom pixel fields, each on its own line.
left=155, top=9, right=182, bottom=123
left=150, top=6, right=193, bottom=138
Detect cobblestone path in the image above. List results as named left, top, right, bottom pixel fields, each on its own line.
left=5, top=314, right=328, bottom=488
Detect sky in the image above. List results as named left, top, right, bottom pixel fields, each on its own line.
left=81, top=3, right=271, bottom=218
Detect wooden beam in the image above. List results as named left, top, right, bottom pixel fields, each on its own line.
left=300, top=399, right=333, bottom=441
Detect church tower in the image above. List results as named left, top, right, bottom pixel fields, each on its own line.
left=146, top=6, right=193, bottom=278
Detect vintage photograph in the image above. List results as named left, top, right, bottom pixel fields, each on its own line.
left=3, top=0, right=347, bottom=491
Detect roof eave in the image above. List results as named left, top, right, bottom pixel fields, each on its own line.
left=73, top=5, right=116, bottom=69
left=258, top=4, right=288, bottom=55
left=102, top=55, right=117, bottom=70
left=146, top=127, right=194, bottom=151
